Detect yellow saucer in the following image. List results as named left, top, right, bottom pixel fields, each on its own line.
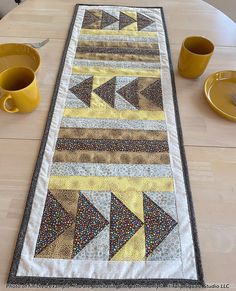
left=204, top=70, right=236, bottom=122
left=0, top=43, right=40, bottom=73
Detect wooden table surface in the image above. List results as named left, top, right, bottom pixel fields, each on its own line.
left=0, top=0, right=236, bottom=290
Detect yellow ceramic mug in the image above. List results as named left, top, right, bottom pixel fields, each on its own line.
left=0, top=67, right=40, bottom=113
left=178, top=36, right=214, bottom=79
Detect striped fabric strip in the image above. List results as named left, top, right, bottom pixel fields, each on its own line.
left=55, top=138, right=169, bottom=153
left=58, top=128, right=168, bottom=140
left=49, top=176, right=174, bottom=192
left=63, top=108, right=165, bottom=121
left=73, top=59, right=160, bottom=69
left=75, top=53, right=160, bottom=62
left=78, top=34, right=159, bottom=43
left=53, top=150, right=170, bottom=164
left=78, top=40, right=159, bottom=49
left=61, top=117, right=167, bottom=131
left=50, top=163, right=172, bottom=177
left=77, top=46, right=159, bottom=56
left=80, top=29, right=157, bottom=38
left=72, top=66, right=161, bottom=78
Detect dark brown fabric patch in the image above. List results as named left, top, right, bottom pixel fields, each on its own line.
left=77, top=46, right=159, bottom=56
left=143, top=193, right=177, bottom=257
left=119, top=11, right=136, bottom=30
left=137, top=12, right=155, bottom=31
left=69, top=76, right=93, bottom=107
left=101, top=10, right=118, bottom=29
left=82, top=10, right=101, bottom=29
left=109, top=193, right=143, bottom=259
left=56, top=138, right=169, bottom=153
left=72, top=193, right=109, bottom=258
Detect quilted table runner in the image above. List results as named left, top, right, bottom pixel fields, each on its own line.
left=8, top=5, right=204, bottom=288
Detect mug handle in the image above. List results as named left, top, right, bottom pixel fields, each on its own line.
left=0, top=94, right=19, bottom=113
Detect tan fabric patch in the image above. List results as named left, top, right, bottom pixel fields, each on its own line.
left=138, top=77, right=163, bottom=110
left=53, top=150, right=170, bottom=164
left=58, top=128, right=167, bottom=141
left=50, top=189, right=79, bottom=218
left=138, top=77, right=159, bottom=92
left=76, top=52, right=160, bottom=62
left=78, top=40, right=159, bottom=49
left=139, top=95, right=162, bottom=111
left=35, top=223, right=76, bottom=259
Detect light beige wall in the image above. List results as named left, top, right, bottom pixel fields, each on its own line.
left=205, top=0, right=236, bottom=22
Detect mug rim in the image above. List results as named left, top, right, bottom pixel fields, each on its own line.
left=183, top=35, right=214, bottom=56
left=0, top=43, right=41, bottom=74
left=0, top=66, right=35, bottom=92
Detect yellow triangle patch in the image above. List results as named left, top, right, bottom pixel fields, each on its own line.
left=111, top=226, right=145, bottom=261
left=113, top=191, right=144, bottom=222
left=123, top=11, right=137, bottom=21
left=122, top=21, right=138, bottom=31
left=91, top=92, right=112, bottom=109
left=92, top=76, right=114, bottom=90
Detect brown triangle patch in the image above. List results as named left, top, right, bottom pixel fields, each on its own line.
left=34, top=191, right=74, bottom=256
left=72, top=193, right=109, bottom=258
left=101, top=10, right=118, bottom=29
left=109, top=193, right=143, bottom=260
left=93, top=77, right=116, bottom=108
left=143, top=193, right=177, bottom=258
left=35, top=223, right=76, bottom=259
left=82, top=10, right=101, bottom=29
left=119, top=11, right=136, bottom=30
left=137, top=12, right=155, bottom=31
left=69, top=76, right=93, bottom=107
left=117, top=78, right=139, bottom=109
left=139, top=78, right=163, bottom=110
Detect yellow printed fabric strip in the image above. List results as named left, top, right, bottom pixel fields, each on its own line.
left=63, top=108, right=165, bottom=121
left=75, top=53, right=160, bottom=62
left=72, top=66, right=160, bottom=78
left=80, top=29, right=157, bottom=38
left=49, top=176, right=174, bottom=192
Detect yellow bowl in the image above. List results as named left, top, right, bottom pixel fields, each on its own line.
left=204, top=70, right=236, bottom=122
left=0, top=43, right=40, bottom=74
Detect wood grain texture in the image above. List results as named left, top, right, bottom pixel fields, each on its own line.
left=1, top=0, right=236, bottom=45
left=185, top=147, right=236, bottom=288
left=172, top=45, right=236, bottom=148
left=0, top=0, right=235, bottom=290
